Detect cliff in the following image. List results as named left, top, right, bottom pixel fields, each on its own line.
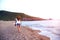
left=0, top=10, right=46, bottom=21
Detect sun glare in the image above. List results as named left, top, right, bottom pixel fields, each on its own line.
left=0, top=0, right=60, bottom=19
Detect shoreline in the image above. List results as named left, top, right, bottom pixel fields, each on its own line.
left=0, top=21, right=50, bottom=40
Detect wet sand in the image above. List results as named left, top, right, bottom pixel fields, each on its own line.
left=0, top=21, right=50, bottom=40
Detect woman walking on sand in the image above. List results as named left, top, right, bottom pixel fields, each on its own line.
left=15, top=16, right=21, bottom=32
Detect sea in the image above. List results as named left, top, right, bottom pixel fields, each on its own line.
left=21, top=19, right=60, bottom=40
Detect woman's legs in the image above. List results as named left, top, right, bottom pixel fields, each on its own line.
left=17, top=25, right=21, bottom=32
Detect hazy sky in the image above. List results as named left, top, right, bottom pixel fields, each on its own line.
left=0, top=0, right=60, bottom=19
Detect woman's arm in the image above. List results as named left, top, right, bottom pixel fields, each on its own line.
left=15, top=18, right=17, bottom=26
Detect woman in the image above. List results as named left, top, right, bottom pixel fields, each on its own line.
left=15, top=16, right=21, bottom=32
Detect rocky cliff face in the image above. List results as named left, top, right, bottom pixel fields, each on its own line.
left=0, top=10, right=46, bottom=21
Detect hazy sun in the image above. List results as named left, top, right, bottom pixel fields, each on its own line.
left=0, top=0, right=60, bottom=19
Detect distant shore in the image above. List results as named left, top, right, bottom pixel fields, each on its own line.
left=0, top=21, right=50, bottom=40
left=0, top=10, right=47, bottom=21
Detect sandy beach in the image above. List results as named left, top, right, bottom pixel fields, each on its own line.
left=0, top=21, right=50, bottom=40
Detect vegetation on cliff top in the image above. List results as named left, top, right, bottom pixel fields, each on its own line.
left=0, top=10, right=46, bottom=21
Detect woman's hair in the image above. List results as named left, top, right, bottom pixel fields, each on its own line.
left=16, top=16, right=21, bottom=20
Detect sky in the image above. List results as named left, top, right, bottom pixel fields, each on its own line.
left=0, top=0, right=60, bottom=19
